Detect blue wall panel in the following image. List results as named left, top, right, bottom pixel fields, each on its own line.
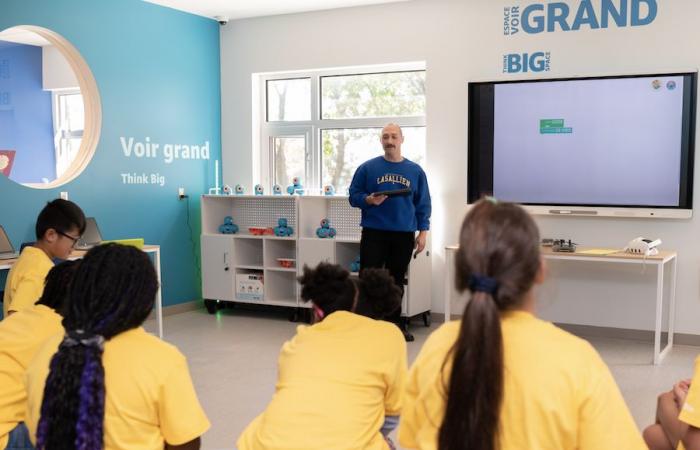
left=0, top=0, right=222, bottom=307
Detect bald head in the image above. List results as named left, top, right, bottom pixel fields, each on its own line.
left=381, top=123, right=404, bottom=162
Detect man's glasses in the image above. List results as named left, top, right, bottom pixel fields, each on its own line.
left=57, top=230, right=81, bottom=248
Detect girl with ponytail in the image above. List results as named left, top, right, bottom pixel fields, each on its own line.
left=24, top=244, right=210, bottom=450
left=398, top=199, right=645, bottom=450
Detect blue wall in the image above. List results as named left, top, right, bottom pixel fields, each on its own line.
left=0, top=42, right=55, bottom=183
left=0, top=0, right=222, bottom=307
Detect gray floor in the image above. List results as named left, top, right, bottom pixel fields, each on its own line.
left=144, top=308, right=698, bottom=450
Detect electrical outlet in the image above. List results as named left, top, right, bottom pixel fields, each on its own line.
left=60, top=191, right=68, bottom=200
left=178, top=187, right=185, bottom=199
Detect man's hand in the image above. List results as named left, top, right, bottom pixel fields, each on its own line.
left=414, top=231, right=427, bottom=255
left=365, top=194, right=387, bottom=206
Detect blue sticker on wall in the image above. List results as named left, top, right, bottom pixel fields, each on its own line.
left=504, top=0, right=658, bottom=36
left=503, top=51, right=551, bottom=74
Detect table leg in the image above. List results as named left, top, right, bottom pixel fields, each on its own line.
left=154, top=248, right=163, bottom=339
left=654, top=261, right=665, bottom=365
left=444, top=249, right=452, bottom=324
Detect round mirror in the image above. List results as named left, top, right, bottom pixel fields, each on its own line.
left=0, top=26, right=101, bottom=188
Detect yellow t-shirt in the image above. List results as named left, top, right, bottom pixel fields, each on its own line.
left=3, top=246, right=54, bottom=317
left=0, top=305, right=63, bottom=449
left=25, top=327, right=210, bottom=449
left=677, top=356, right=700, bottom=450
left=398, top=310, right=645, bottom=450
left=238, top=310, right=407, bottom=450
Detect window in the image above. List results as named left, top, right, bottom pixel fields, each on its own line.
left=53, top=90, right=84, bottom=179
left=259, top=65, right=426, bottom=194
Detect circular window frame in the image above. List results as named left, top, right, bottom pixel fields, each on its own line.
left=2, top=25, right=101, bottom=189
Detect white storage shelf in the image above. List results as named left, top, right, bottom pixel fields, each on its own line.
left=201, top=195, right=431, bottom=325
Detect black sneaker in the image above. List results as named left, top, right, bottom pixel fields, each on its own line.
left=402, top=330, right=415, bottom=342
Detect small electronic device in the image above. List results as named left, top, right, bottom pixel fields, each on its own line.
left=0, top=225, right=19, bottom=260
left=75, top=217, right=103, bottom=250
left=552, top=239, right=577, bottom=252
left=624, top=237, right=662, bottom=256
left=372, top=188, right=411, bottom=197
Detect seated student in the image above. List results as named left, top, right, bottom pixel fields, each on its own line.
left=237, top=263, right=406, bottom=450
left=398, top=198, right=645, bottom=450
left=0, top=260, right=78, bottom=450
left=644, top=375, right=700, bottom=449
left=24, top=244, right=210, bottom=450
left=3, top=199, right=86, bottom=317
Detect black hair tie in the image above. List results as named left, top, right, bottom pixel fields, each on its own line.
left=62, top=329, right=105, bottom=351
left=468, top=274, right=499, bottom=295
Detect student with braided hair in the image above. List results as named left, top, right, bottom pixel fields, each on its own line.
left=398, top=199, right=645, bottom=450
left=0, top=260, right=78, bottom=450
left=238, top=262, right=406, bottom=450
left=24, top=243, right=209, bottom=450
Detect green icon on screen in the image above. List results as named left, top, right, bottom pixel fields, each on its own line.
left=540, top=119, right=573, bottom=134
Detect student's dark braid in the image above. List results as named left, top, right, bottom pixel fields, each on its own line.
left=36, top=243, right=158, bottom=450
left=36, top=260, right=80, bottom=314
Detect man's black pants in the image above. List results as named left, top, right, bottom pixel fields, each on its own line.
left=359, top=227, right=415, bottom=322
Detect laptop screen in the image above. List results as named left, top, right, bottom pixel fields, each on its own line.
left=78, top=217, right=102, bottom=247
left=0, top=226, right=15, bottom=254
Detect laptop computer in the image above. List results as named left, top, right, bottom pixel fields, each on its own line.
left=75, top=217, right=103, bottom=250
left=0, top=225, right=19, bottom=260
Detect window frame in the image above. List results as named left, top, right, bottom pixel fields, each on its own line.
left=52, top=89, right=84, bottom=179
left=258, top=63, right=426, bottom=193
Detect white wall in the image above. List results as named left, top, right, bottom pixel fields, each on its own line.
left=42, top=45, right=78, bottom=90
left=221, top=0, right=700, bottom=335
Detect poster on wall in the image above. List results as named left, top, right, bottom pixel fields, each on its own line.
left=0, top=150, right=15, bottom=176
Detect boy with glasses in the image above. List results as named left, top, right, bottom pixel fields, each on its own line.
left=2, top=199, right=85, bottom=317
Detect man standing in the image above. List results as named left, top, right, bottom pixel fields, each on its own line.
left=349, top=123, right=431, bottom=341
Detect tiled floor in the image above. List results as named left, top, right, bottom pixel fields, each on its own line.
left=145, top=307, right=698, bottom=450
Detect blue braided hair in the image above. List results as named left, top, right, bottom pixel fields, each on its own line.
left=36, top=243, right=158, bottom=450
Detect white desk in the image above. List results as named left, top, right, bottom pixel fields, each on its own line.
left=1, top=245, right=163, bottom=339
left=444, top=245, right=677, bottom=365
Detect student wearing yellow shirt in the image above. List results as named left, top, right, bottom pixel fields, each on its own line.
left=0, top=260, right=78, bottom=450
left=238, top=263, right=406, bottom=450
left=3, top=198, right=85, bottom=317
left=398, top=199, right=645, bottom=450
left=24, top=244, right=210, bottom=450
left=643, top=370, right=700, bottom=448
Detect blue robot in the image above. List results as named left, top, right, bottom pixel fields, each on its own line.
left=274, top=218, right=294, bottom=237
left=315, top=218, right=337, bottom=238
left=218, top=216, right=239, bottom=234
left=286, top=177, right=304, bottom=195
left=350, top=256, right=361, bottom=273
left=254, top=184, right=264, bottom=195
left=323, top=185, right=335, bottom=196
left=235, top=184, right=245, bottom=195
left=272, top=184, right=283, bottom=195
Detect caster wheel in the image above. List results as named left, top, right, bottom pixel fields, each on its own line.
left=289, top=308, right=300, bottom=322
left=422, top=311, right=431, bottom=327
left=204, top=299, right=218, bottom=314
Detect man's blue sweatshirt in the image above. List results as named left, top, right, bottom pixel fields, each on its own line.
left=349, top=156, right=431, bottom=232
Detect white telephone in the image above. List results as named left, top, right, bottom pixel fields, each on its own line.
left=624, top=237, right=662, bottom=256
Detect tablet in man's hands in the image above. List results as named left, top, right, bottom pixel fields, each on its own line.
left=372, top=188, right=411, bottom=197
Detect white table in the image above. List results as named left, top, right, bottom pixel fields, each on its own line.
left=444, top=245, right=677, bottom=365
left=1, top=245, right=163, bottom=339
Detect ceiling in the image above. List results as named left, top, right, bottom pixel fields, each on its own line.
left=143, top=0, right=411, bottom=21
